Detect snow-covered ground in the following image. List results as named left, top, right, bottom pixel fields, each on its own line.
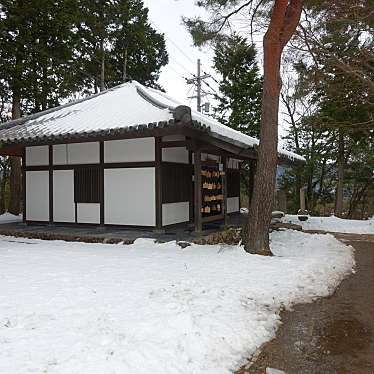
left=285, top=214, right=374, bottom=234
left=0, top=212, right=22, bottom=224
left=0, top=231, right=354, bottom=374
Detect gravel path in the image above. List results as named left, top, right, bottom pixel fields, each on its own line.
left=238, top=235, right=374, bottom=374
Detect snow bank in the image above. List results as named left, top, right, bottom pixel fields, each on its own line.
left=0, top=212, right=22, bottom=224
left=0, top=231, right=354, bottom=374
left=285, top=214, right=374, bottom=234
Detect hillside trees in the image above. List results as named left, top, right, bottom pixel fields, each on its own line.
left=281, top=2, right=374, bottom=218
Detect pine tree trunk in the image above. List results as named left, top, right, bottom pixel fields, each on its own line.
left=123, top=47, right=128, bottom=83
left=100, top=38, right=105, bottom=92
left=244, top=0, right=303, bottom=255
left=8, top=92, right=22, bottom=215
left=244, top=50, right=281, bottom=255
left=335, top=130, right=344, bottom=217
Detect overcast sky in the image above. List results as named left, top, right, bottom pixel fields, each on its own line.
left=143, top=0, right=218, bottom=111
left=142, top=0, right=289, bottom=139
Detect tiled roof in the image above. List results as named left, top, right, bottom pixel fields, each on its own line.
left=0, top=81, right=305, bottom=162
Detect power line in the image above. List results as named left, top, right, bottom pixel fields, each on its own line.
left=168, top=55, right=195, bottom=77
left=150, top=20, right=196, bottom=66
left=203, top=70, right=220, bottom=86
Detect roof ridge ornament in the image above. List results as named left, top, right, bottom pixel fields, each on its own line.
left=173, top=105, right=192, bottom=124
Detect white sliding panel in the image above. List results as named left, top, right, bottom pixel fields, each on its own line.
left=77, top=203, right=100, bottom=224
left=104, top=167, right=155, bottom=226
left=162, top=202, right=189, bottom=226
left=67, top=142, right=99, bottom=164
left=104, top=138, right=155, bottom=163
left=53, top=144, right=68, bottom=165
left=26, top=146, right=49, bottom=166
left=162, top=147, right=189, bottom=164
left=26, top=171, right=49, bottom=221
left=53, top=170, right=75, bottom=223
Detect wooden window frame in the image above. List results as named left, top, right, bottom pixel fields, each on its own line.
left=74, top=166, right=101, bottom=204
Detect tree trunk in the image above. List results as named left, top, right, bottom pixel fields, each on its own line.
left=8, top=92, right=22, bottom=215
left=123, top=47, right=128, bottom=83
left=334, top=129, right=345, bottom=217
left=245, top=55, right=280, bottom=254
left=100, top=38, right=105, bottom=92
left=244, top=0, right=303, bottom=255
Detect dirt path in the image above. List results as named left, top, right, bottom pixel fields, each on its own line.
left=238, top=236, right=374, bottom=374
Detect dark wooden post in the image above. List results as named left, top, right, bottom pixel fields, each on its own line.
left=188, top=149, right=194, bottom=222
left=48, top=145, right=53, bottom=224
left=99, top=141, right=105, bottom=226
left=222, top=155, right=228, bottom=226
left=238, top=161, right=242, bottom=212
left=155, top=137, right=163, bottom=231
left=194, top=149, right=202, bottom=232
left=22, top=147, right=26, bottom=223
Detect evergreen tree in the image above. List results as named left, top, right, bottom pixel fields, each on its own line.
left=301, top=20, right=373, bottom=217
left=0, top=0, right=85, bottom=214
left=0, top=0, right=84, bottom=112
left=0, top=0, right=169, bottom=213
left=213, top=35, right=262, bottom=138
left=77, top=0, right=168, bottom=92
left=281, top=13, right=374, bottom=217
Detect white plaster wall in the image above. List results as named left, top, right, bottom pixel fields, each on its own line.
left=53, top=170, right=75, bottom=222
left=77, top=203, right=100, bottom=224
left=67, top=142, right=99, bottom=164
left=53, top=144, right=68, bottom=165
left=162, top=202, right=189, bottom=226
left=104, top=138, right=155, bottom=163
left=26, top=171, right=49, bottom=221
left=162, top=147, right=189, bottom=164
left=26, top=146, right=49, bottom=166
left=227, top=197, right=240, bottom=214
left=104, top=168, right=155, bottom=226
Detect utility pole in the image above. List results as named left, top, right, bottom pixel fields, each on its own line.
left=197, top=59, right=201, bottom=112
left=186, top=59, right=210, bottom=112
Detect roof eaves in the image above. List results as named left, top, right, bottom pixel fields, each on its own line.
left=0, top=118, right=213, bottom=147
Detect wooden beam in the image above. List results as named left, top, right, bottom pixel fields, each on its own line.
left=25, top=161, right=156, bottom=172
left=0, top=144, right=24, bottom=156
left=185, top=139, right=255, bottom=161
left=155, top=137, right=162, bottom=230
left=202, top=214, right=224, bottom=224
left=160, top=140, right=186, bottom=148
left=194, top=149, right=202, bottom=232
left=198, top=134, right=257, bottom=159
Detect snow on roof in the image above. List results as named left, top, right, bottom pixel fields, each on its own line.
left=0, top=81, right=305, bottom=162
